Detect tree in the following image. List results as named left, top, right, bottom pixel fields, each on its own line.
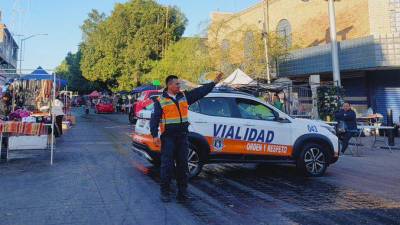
left=55, top=48, right=107, bottom=94
left=80, top=0, right=187, bottom=91
left=143, top=37, right=212, bottom=84
left=80, top=9, right=106, bottom=41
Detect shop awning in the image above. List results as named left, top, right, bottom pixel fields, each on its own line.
left=131, top=85, right=159, bottom=94
left=20, top=66, right=67, bottom=87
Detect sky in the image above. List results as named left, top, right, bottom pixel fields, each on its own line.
left=0, top=0, right=260, bottom=72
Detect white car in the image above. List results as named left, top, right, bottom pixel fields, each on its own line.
left=132, top=89, right=339, bottom=178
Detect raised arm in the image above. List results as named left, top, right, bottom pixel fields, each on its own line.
left=185, top=72, right=223, bottom=105
left=185, top=82, right=216, bottom=105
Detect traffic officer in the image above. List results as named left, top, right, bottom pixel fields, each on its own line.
left=150, top=73, right=223, bottom=203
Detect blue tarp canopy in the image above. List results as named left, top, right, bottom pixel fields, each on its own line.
left=131, top=85, right=159, bottom=94
left=21, top=66, right=68, bottom=87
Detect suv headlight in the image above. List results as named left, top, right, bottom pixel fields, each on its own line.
left=321, top=125, right=336, bottom=135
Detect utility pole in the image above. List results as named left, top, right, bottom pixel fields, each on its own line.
left=262, top=0, right=271, bottom=84
left=19, top=38, right=23, bottom=75
left=301, top=0, right=341, bottom=86
left=328, top=0, right=341, bottom=86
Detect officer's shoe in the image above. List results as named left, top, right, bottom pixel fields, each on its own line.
left=177, top=190, right=189, bottom=203
left=160, top=191, right=171, bottom=203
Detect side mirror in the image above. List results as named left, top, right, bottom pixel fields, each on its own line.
left=276, top=117, right=291, bottom=123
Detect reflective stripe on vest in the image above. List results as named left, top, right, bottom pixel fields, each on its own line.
left=158, top=93, right=189, bottom=133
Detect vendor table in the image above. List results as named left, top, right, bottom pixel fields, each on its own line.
left=324, top=121, right=395, bottom=154
left=357, top=114, right=383, bottom=125
left=0, top=121, right=52, bottom=163
left=358, top=125, right=395, bottom=152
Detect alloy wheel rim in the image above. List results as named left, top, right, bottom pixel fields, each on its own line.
left=304, top=147, right=326, bottom=175
left=187, top=147, right=200, bottom=175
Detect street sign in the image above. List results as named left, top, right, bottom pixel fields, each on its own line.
left=153, top=80, right=160, bottom=86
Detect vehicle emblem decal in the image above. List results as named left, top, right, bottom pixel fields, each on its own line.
left=213, top=137, right=224, bottom=152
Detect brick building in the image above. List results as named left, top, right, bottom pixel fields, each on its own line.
left=209, top=0, right=400, bottom=122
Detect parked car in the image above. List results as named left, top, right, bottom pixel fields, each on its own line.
left=132, top=89, right=339, bottom=178
left=95, top=98, right=114, bottom=114
left=129, top=90, right=161, bottom=124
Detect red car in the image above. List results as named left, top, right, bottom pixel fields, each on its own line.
left=129, top=90, right=161, bottom=124
left=95, top=98, right=114, bottom=114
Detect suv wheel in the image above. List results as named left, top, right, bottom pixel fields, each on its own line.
left=297, top=143, right=329, bottom=177
left=187, top=143, right=204, bottom=179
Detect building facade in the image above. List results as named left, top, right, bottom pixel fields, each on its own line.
left=0, top=20, right=18, bottom=84
left=209, top=0, right=400, bottom=122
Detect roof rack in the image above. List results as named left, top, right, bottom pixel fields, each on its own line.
left=211, top=86, right=254, bottom=96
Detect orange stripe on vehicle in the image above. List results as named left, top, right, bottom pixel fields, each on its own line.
left=133, top=133, right=292, bottom=157
left=205, top=136, right=293, bottom=156
left=132, top=133, right=161, bottom=152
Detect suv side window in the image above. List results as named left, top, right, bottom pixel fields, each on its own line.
left=189, top=101, right=200, bottom=113
left=235, top=98, right=276, bottom=121
left=197, top=97, right=233, bottom=117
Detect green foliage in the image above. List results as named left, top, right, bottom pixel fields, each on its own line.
left=55, top=48, right=107, bottom=94
left=317, top=86, right=345, bottom=120
left=80, top=0, right=187, bottom=91
left=80, top=9, right=106, bottom=41
left=143, top=37, right=212, bottom=84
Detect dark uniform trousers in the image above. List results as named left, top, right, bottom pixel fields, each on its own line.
left=160, top=133, right=189, bottom=192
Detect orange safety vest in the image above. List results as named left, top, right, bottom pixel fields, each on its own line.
left=157, top=93, right=189, bottom=134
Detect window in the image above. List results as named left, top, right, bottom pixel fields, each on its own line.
left=244, top=31, right=255, bottom=59
left=198, top=97, right=233, bottom=117
left=276, top=19, right=292, bottom=48
left=235, top=98, right=276, bottom=121
left=221, top=39, right=230, bottom=52
left=189, top=101, right=200, bottom=113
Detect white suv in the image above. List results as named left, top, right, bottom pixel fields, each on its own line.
left=132, top=89, right=339, bottom=177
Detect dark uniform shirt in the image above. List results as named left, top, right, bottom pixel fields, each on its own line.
left=335, top=109, right=357, bottom=130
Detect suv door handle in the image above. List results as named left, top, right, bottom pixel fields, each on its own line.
left=193, top=121, right=207, bottom=124
left=244, top=124, right=255, bottom=127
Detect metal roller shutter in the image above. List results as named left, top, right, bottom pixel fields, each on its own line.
left=376, top=87, right=400, bottom=123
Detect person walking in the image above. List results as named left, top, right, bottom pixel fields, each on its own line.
left=52, top=96, right=65, bottom=137
left=150, top=73, right=223, bottom=203
left=335, top=102, right=357, bottom=154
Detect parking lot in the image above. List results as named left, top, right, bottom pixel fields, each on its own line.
left=1, top=111, right=400, bottom=225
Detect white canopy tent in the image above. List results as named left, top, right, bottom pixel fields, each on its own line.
left=216, top=69, right=254, bottom=87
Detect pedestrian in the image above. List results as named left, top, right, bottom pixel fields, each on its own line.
left=52, top=95, right=65, bottom=137
left=150, top=73, right=223, bottom=203
left=272, top=93, right=283, bottom=111
left=335, top=102, right=357, bottom=154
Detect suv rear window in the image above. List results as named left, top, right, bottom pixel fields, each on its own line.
left=192, top=97, right=233, bottom=117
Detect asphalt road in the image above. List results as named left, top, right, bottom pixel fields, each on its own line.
left=1, top=109, right=400, bottom=225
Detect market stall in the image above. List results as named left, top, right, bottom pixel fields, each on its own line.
left=59, top=90, right=77, bottom=128
left=0, top=68, right=63, bottom=164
